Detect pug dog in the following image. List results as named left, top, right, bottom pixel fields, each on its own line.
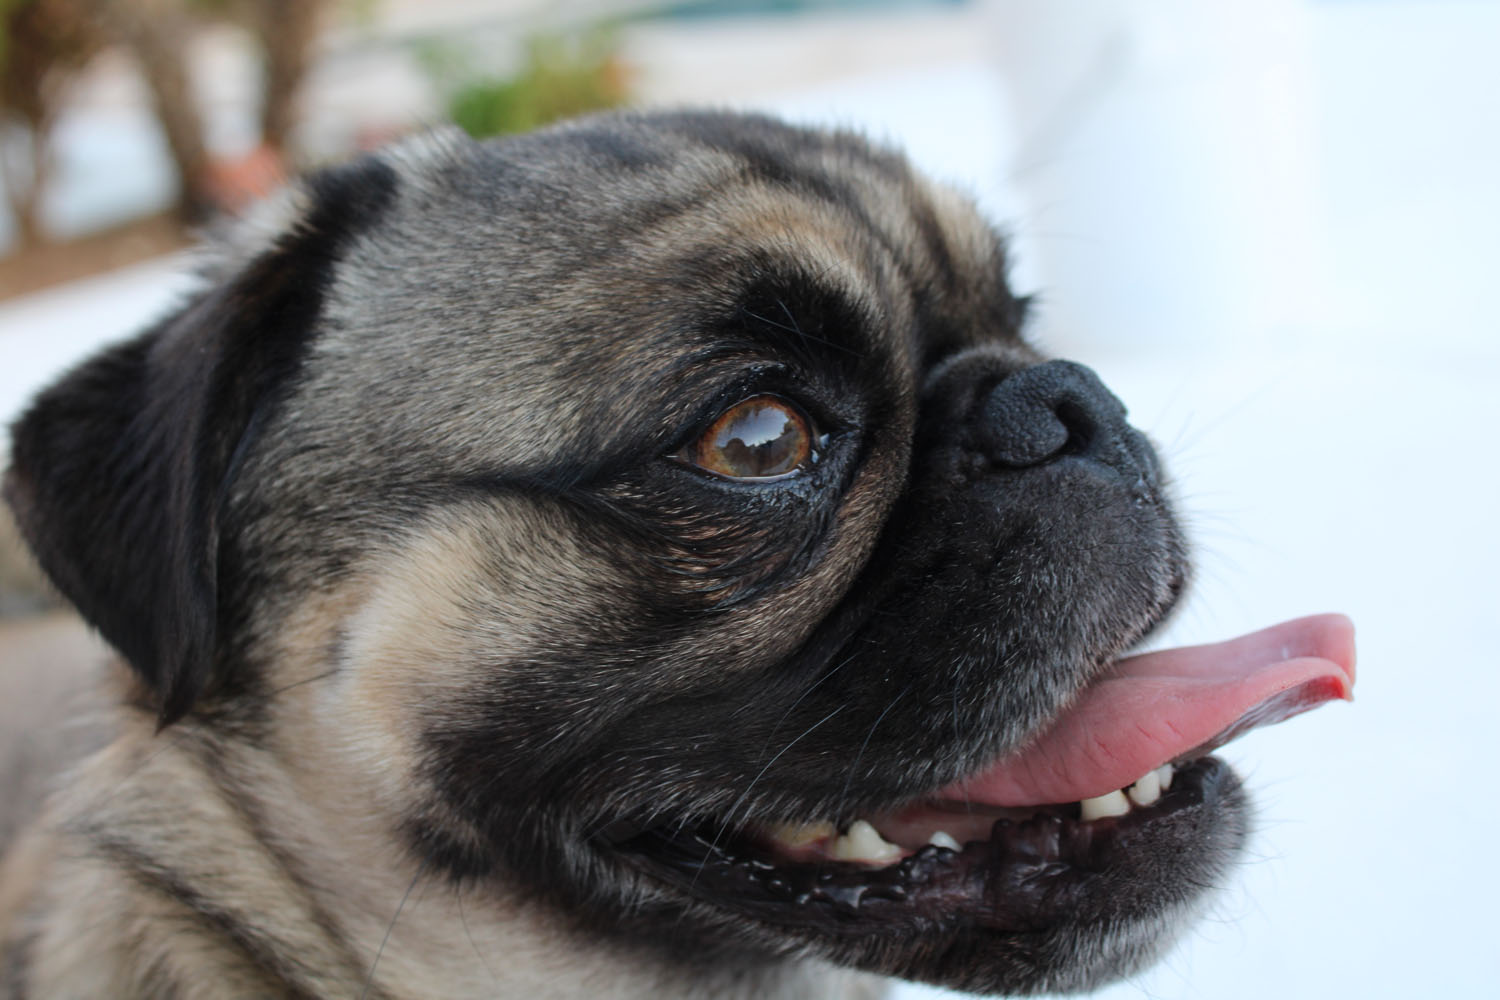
left=0, top=110, right=1355, bottom=999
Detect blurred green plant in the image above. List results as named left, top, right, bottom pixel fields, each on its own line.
left=426, top=32, right=630, bottom=140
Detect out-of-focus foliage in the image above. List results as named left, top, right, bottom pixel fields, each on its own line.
left=428, top=32, right=630, bottom=140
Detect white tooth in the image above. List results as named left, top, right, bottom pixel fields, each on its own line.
left=766, top=820, right=835, bottom=848
left=831, top=819, right=903, bottom=864
left=1127, top=769, right=1162, bottom=807
left=1155, top=763, right=1174, bottom=792
left=1079, top=789, right=1131, bottom=821
left=927, top=830, right=962, bottom=852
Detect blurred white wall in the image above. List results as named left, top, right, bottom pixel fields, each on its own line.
left=986, top=0, right=1331, bottom=356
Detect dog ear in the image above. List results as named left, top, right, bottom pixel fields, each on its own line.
left=3, top=157, right=398, bottom=725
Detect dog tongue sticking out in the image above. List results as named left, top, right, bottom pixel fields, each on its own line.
left=940, top=615, right=1357, bottom=808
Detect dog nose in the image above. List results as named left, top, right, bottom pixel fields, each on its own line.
left=977, top=361, right=1152, bottom=477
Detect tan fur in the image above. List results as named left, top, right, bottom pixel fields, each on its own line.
left=0, top=614, right=112, bottom=853
left=5, top=711, right=884, bottom=999
left=2, top=521, right=884, bottom=999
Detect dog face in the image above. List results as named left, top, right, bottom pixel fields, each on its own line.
left=5, top=112, right=1351, bottom=995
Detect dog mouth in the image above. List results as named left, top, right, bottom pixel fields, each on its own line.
left=614, top=756, right=1228, bottom=938
left=604, top=615, right=1354, bottom=956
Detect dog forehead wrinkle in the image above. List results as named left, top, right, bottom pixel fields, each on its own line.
left=290, top=118, right=951, bottom=410
left=701, top=208, right=912, bottom=366
left=328, top=114, right=944, bottom=330
left=684, top=124, right=1023, bottom=362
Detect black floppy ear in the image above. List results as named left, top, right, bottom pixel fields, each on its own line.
left=3, top=157, right=397, bottom=725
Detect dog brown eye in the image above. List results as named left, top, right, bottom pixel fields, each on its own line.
left=683, top=395, right=815, bottom=481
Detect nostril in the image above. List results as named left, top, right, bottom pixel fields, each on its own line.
left=973, top=360, right=1138, bottom=472
left=1054, top=400, right=1097, bottom=458
left=976, top=382, right=1070, bottom=467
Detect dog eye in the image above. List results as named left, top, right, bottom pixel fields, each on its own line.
left=680, top=395, right=818, bottom=481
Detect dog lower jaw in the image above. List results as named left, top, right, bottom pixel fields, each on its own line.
left=604, top=757, right=1246, bottom=995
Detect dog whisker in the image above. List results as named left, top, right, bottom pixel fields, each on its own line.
left=361, top=860, right=427, bottom=1000
left=834, top=683, right=912, bottom=821
left=455, top=890, right=500, bottom=988
left=699, top=703, right=849, bottom=884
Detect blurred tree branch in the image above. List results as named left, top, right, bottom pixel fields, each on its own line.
left=244, top=0, right=329, bottom=156
left=83, top=0, right=214, bottom=221
left=0, top=0, right=103, bottom=247
left=2, top=0, right=336, bottom=247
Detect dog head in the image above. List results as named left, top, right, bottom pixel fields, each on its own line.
left=4, top=111, right=1354, bottom=994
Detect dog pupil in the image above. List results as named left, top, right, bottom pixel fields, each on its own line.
left=707, top=399, right=807, bottom=478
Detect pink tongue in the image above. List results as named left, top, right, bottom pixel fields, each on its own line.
left=939, top=614, right=1356, bottom=807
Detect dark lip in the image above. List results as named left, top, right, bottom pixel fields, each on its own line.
left=605, top=757, right=1231, bottom=938
left=581, top=537, right=1196, bottom=872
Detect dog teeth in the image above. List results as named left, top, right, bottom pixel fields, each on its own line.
left=1079, top=789, right=1131, bottom=821
left=1079, top=763, right=1176, bottom=821
left=765, top=820, right=836, bottom=848
left=927, top=830, right=962, bottom=852
left=1127, top=768, right=1162, bottom=807
left=766, top=762, right=1178, bottom=861
left=830, top=819, right=904, bottom=864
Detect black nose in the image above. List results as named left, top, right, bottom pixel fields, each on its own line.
left=976, top=360, right=1152, bottom=478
